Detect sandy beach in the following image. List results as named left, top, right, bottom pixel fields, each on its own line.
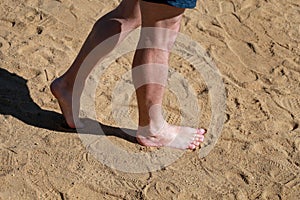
left=1, top=0, right=300, bottom=199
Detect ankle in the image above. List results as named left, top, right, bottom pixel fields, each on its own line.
left=52, top=76, right=73, bottom=90
left=149, top=119, right=167, bottom=134
left=138, top=119, right=167, bottom=136
left=138, top=104, right=166, bottom=133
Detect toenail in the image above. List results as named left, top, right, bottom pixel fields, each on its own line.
left=198, top=129, right=206, bottom=135
left=199, top=136, right=204, bottom=142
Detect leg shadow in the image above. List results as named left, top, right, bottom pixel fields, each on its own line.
left=0, top=68, right=137, bottom=143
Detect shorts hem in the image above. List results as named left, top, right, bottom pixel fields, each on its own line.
left=142, top=0, right=196, bottom=9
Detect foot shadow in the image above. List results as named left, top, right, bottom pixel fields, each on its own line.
left=0, top=68, right=137, bottom=143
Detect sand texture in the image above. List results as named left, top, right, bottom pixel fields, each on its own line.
left=1, top=0, right=300, bottom=199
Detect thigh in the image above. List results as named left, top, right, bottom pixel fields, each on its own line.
left=139, top=0, right=185, bottom=29
left=138, top=1, right=185, bottom=52
left=116, top=0, right=141, bottom=19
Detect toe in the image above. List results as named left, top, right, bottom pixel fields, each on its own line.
left=188, top=144, right=196, bottom=150
left=194, top=141, right=200, bottom=146
left=199, top=135, right=204, bottom=142
left=194, top=134, right=204, bottom=142
left=197, top=128, right=206, bottom=135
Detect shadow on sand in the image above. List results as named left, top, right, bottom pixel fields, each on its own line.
left=0, top=68, right=137, bottom=143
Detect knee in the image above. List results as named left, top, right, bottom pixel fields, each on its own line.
left=142, top=14, right=182, bottom=31
left=140, top=1, right=184, bottom=30
left=93, top=9, right=141, bottom=34
left=115, top=0, right=142, bottom=28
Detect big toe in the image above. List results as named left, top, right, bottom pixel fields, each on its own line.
left=197, top=128, right=206, bottom=135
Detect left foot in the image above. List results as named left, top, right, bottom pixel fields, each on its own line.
left=50, top=77, right=83, bottom=128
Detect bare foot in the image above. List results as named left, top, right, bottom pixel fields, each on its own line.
left=50, top=78, right=83, bottom=129
left=137, top=122, right=206, bottom=150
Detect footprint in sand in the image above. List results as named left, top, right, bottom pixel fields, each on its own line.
left=0, top=149, right=14, bottom=176
left=261, top=183, right=283, bottom=200
left=295, top=137, right=300, bottom=151
left=144, top=181, right=181, bottom=200
left=0, top=148, right=28, bottom=177
left=0, top=36, right=10, bottom=51
left=24, top=163, right=60, bottom=199
left=278, top=96, right=300, bottom=117
left=219, top=1, right=235, bottom=13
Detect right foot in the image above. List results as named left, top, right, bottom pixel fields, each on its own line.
left=137, top=122, right=206, bottom=150
left=50, top=78, right=83, bottom=128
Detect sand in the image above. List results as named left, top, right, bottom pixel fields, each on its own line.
left=0, top=0, right=300, bottom=199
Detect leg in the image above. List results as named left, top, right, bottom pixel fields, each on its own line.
left=51, top=0, right=141, bottom=128
left=133, top=1, right=205, bottom=150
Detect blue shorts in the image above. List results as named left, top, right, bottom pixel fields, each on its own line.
left=142, top=0, right=197, bottom=9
